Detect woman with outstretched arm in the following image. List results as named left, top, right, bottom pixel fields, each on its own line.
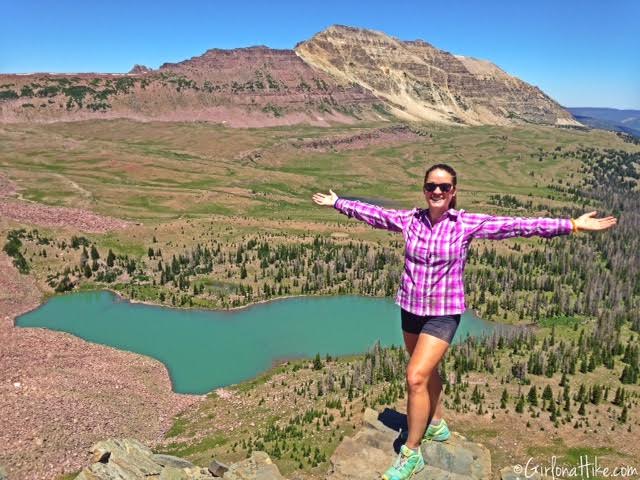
left=312, top=163, right=616, bottom=480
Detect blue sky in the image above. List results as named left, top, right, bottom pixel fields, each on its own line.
left=1, top=0, right=638, bottom=109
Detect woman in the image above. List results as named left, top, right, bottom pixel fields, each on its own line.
left=312, top=163, right=616, bottom=480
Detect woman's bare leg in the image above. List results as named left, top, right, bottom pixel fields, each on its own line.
left=404, top=333, right=451, bottom=449
left=403, top=331, right=445, bottom=423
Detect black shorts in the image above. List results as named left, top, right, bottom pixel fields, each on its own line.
left=401, top=308, right=461, bottom=344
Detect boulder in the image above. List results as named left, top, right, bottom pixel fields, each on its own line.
left=208, top=459, right=230, bottom=477
left=74, top=438, right=213, bottom=480
left=327, top=408, right=492, bottom=480
left=222, top=451, right=286, bottom=480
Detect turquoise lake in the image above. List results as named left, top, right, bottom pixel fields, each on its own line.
left=16, top=291, right=505, bottom=394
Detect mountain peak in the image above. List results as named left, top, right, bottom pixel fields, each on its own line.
left=295, top=25, right=579, bottom=126
left=0, top=25, right=579, bottom=128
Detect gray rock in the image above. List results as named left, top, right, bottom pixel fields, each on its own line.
left=209, top=459, right=230, bottom=477
left=0, top=464, right=7, bottom=480
left=73, top=438, right=213, bottom=480
left=159, top=466, right=191, bottom=480
left=222, top=451, right=286, bottom=480
left=422, top=432, right=491, bottom=479
left=153, top=454, right=199, bottom=470
left=327, top=408, right=491, bottom=480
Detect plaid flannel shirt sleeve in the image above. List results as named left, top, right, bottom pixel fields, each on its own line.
left=334, top=198, right=414, bottom=232
left=462, top=212, right=573, bottom=240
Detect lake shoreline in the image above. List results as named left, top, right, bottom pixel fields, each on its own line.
left=0, top=253, right=204, bottom=480
left=44, top=285, right=492, bottom=322
left=17, top=289, right=506, bottom=396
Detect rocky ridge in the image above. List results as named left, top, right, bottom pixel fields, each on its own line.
left=0, top=25, right=579, bottom=128
left=295, top=25, right=579, bottom=127
left=68, top=409, right=538, bottom=480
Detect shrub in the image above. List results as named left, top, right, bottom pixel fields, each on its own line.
left=0, top=90, right=19, bottom=100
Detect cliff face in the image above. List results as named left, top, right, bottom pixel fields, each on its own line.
left=0, top=46, right=382, bottom=127
left=295, top=25, right=580, bottom=127
left=0, top=25, right=580, bottom=128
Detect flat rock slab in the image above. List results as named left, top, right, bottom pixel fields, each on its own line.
left=327, top=408, right=492, bottom=480
left=222, top=451, right=286, bottom=480
left=72, top=439, right=288, bottom=480
left=74, top=439, right=212, bottom=480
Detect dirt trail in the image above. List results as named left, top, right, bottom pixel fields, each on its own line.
left=54, top=173, right=93, bottom=200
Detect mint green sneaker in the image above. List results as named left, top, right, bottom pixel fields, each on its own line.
left=424, top=419, right=450, bottom=442
left=382, top=444, right=425, bottom=480
left=399, top=419, right=451, bottom=443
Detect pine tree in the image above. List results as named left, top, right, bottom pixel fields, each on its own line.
left=591, top=384, right=602, bottom=405
left=313, top=353, right=323, bottom=370
left=500, top=388, right=509, bottom=409
left=106, top=249, right=115, bottom=267
left=577, top=383, right=586, bottom=402
left=471, top=385, right=482, bottom=404
left=549, top=399, right=557, bottom=421
left=80, top=247, right=89, bottom=268
left=578, top=400, right=586, bottom=416
left=559, top=371, right=567, bottom=387
left=542, top=384, right=553, bottom=401
left=619, top=405, right=628, bottom=423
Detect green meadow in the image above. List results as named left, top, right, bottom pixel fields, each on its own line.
left=2, top=119, right=635, bottom=224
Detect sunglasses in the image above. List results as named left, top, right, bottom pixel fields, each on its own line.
left=423, top=182, right=453, bottom=193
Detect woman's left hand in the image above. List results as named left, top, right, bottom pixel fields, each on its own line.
left=574, top=211, right=617, bottom=232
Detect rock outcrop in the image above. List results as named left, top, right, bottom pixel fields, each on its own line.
left=70, top=408, right=497, bottom=480
left=73, top=439, right=213, bottom=479
left=0, top=46, right=381, bottom=127
left=72, top=439, right=286, bottom=480
left=327, top=408, right=492, bottom=479
left=129, top=65, right=152, bottom=74
left=295, top=25, right=580, bottom=127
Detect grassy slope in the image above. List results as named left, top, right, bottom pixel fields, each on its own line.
left=3, top=120, right=639, bottom=480
left=2, top=120, right=635, bottom=223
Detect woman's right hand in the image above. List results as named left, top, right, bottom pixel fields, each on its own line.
left=312, top=189, right=338, bottom=207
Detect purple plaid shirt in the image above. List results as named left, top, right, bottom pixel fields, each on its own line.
left=334, top=198, right=573, bottom=316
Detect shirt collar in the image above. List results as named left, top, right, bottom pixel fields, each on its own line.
left=420, top=207, right=459, bottom=226
left=422, top=208, right=459, bottom=218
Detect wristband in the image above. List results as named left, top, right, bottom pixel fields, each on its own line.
left=570, top=219, right=578, bottom=233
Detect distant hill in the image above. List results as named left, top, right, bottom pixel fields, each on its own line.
left=0, top=25, right=579, bottom=128
left=568, top=107, right=640, bottom=137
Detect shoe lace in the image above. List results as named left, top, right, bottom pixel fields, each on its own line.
left=393, top=449, right=413, bottom=471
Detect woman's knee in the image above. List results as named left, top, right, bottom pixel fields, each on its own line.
left=406, top=367, right=431, bottom=391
